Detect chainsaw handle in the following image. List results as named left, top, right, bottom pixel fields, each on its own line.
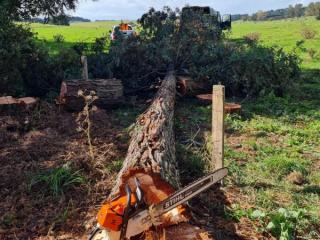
left=120, top=185, right=131, bottom=240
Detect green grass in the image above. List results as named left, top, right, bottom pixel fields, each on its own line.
left=29, top=165, right=85, bottom=196
left=24, top=21, right=120, bottom=52
left=229, top=17, right=320, bottom=69
left=175, top=71, right=320, bottom=238
left=29, top=21, right=120, bottom=43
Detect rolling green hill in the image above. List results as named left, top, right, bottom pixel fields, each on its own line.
left=230, top=17, right=320, bottom=69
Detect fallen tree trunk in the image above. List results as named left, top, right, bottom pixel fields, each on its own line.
left=59, top=78, right=124, bottom=111
left=108, top=71, right=210, bottom=240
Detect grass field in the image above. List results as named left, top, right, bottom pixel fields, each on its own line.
left=30, top=21, right=119, bottom=42
left=230, top=17, right=320, bottom=69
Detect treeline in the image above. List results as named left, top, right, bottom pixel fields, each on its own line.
left=28, top=16, right=91, bottom=25
left=232, top=1, right=320, bottom=21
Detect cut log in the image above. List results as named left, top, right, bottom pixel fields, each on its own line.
left=59, top=78, right=124, bottom=111
left=196, top=94, right=242, bottom=114
left=107, top=71, right=210, bottom=239
left=177, top=75, right=211, bottom=96
left=0, top=96, right=38, bottom=114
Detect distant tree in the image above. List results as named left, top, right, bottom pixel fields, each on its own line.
left=251, top=13, right=257, bottom=21
left=294, top=4, right=304, bottom=17
left=305, top=2, right=320, bottom=17
left=287, top=5, right=296, bottom=18
left=47, top=14, right=70, bottom=25
left=241, top=15, right=250, bottom=21
left=256, top=10, right=268, bottom=20
left=1, top=0, right=77, bottom=21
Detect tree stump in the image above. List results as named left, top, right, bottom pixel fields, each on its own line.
left=0, top=96, right=38, bottom=114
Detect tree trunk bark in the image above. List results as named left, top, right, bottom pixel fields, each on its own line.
left=108, top=71, right=210, bottom=240
left=59, top=79, right=124, bottom=111
left=110, top=71, right=179, bottom=199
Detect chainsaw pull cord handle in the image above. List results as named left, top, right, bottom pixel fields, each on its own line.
left=120, top=184, right=131, bottom=240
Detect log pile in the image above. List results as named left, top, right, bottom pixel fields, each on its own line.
left=59, top=78, right=124, bottom=111
left=108, top=71, right=210, bottom=239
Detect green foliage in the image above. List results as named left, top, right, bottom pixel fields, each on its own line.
left=29, top=166, right=85, bottom=196
left=0, top=21, right=81, bottom=96
left=228, top=207, right=310, bottom=240
left=266, top=208, right=307, bottom=240
left=53, top=33, right=65, bottom=43
left=1, top=0, right=77, bottom=21
left=193, top=43, right=300, bottom=97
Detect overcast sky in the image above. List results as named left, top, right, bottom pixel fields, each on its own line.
left=72, top=0, right=316, bottom=20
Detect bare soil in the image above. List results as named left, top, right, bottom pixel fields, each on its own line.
left=0, top=102, right=268, bottom=240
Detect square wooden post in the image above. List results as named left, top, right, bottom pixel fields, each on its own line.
left=212, top=85, right=225, bottom=170
left=81, top=55, right=89, bottom=81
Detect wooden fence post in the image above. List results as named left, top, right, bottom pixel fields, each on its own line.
left=212, top=85, right=225, bottom=171
left=81, top=56, right=89, bottom=81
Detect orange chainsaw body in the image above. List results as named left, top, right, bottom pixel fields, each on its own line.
left=97, top=194, right=137, bottom=232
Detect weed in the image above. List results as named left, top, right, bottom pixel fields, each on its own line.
left=226, top=161, right=245, bottom=186
left=307, top=48, right=317, bottom=59
left=224, top=145, right=248, bottom=161
left=29, top=165, right=85, bottom=196
left=308, top=171, right=320, bottom=185
left=249, top=207, right=309, bottom=240
left=300, top=27, right=317, bottom=39
left=53, top=33, right=65, bottom=43
left=53, top=202, right=72, bottom=226
left=76, top=90, right=98, bottom=162
left=105, top=159, right=124, bottom=173
left=266, top=208, right=306, bottom=240
left=0, top=213, right=17, bottom=229
left=225, top=114, right=245, bottom=133
left=244, top=32, right=261, bottom=44
left=263, top=155, right=309, bottom=178
left=225, top=204, right=249, bottom=221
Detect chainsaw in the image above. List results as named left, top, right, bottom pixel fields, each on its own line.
left=89, top=168, right=228, bottom=240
